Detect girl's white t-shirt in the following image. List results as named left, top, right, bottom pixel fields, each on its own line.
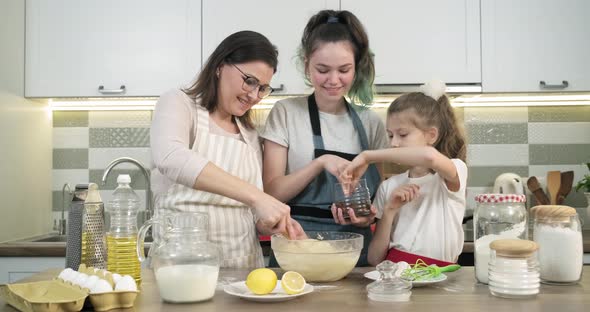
left=374, top=159, right=468, bottom=262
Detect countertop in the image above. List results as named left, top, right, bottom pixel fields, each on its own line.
left=2, top=267, right=590, bottom=312
left=2, top=231, right=590, bottom=257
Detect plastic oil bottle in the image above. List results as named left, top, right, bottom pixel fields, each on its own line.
left=107, top=174, right=142, bottom=285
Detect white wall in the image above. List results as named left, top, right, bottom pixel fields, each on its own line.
left=0, top=0, right=52, bottom=242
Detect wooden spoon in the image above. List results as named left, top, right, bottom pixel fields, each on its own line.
left=526, top=176, right=550, bottom=205
left=546, top=171, right=561, bottom=205
left=556, top=171, right=574, bottom=205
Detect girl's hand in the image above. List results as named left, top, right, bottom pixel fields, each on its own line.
left=387, top=184, right=420, bottom=211
left=319, top=154, right=351, bottom=179
left=341, top=152, right=369, bottom=182
left=331, top=203, right=377, bottom=228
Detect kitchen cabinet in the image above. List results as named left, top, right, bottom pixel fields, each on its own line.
left=25, top=0, right=201, bottom=97
left=341, top=0, right=481, bottom=88
left=0, top=257, right=65, bottom=283
left=481, top=0, right=590, bottom=92
left=201, top=0, right=340, bottom=95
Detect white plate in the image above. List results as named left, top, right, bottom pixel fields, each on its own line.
left=363, top=271, right=447, bottom=287
left=223, top=281, right=314, bottom=302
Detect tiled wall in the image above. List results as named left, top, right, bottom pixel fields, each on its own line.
left=52, top=105, right=590, bottom=224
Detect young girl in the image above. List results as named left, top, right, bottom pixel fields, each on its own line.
left=343, top=80, right=467, bottom=266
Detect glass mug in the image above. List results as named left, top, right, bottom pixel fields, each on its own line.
left=333, top=179, right=372, bottom=218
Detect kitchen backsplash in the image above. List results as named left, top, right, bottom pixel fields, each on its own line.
left=51, top=105, right=590, bottom=223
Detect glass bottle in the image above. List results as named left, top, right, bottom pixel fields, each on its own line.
left=532, top=205, right=583, bottom=284
left=488, top=239, right=539, bottom=299
left=106, top=174, right=141, bottom=285
left=138, top=212, right=220, bottom=303
left=474, top=194, right=527, bottom=284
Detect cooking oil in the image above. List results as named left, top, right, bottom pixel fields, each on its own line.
left=106, top=174, right=142, bottom=286
left=107, top=235, right=142, bottom=284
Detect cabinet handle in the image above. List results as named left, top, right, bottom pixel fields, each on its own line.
left=98, top=85, right=126, bottom=94
left=271, top=84, right=284, bottom=93
left=539, top=80, right=569, bottom=89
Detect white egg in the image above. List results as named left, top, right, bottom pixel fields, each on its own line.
left=115, top=275, right=137, bottom=291
left=58, top=268, right=74, bottom=280
left=63, top=271, right=80, bottom=283
left=72, top=273, right=89, bottom=286
left=90, top=279, right=113, bottom=293
left=82, top=275, right=100, bottom=290
left=112, top=273, right=122, bottom=284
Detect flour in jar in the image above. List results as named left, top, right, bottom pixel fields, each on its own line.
left=474, top=222, right=526, bottom=284
left=534, top=224, right=583, bottom=283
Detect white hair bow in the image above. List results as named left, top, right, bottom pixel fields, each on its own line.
left=419, top=80, right=447, bottom=101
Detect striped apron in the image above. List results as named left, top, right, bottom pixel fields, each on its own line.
left=154, top=105, right=264, bottom=269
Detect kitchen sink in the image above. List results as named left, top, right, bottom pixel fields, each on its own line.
left=30, top=235, right=68, bottom=242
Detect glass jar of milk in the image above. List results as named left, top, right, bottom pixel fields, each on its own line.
left=473, top=194, right=527, bottom=284
left=138, top=212, right=220, bottom=302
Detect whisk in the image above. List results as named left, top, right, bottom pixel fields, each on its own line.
left=401, top=259, right=461, bottom=281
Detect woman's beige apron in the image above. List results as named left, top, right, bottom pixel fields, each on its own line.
left=154, top=105, right=264, bottom=268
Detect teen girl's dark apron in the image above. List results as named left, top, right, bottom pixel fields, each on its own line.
left=272, top=94, right=381, bottom=267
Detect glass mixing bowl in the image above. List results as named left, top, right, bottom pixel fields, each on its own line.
left=271, top=231, right=363, bottom=282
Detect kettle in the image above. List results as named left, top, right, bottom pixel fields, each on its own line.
left=493, top=173, right=525, bottom=195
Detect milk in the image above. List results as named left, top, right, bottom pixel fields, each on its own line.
left=155, top=264, right=219, bottom=302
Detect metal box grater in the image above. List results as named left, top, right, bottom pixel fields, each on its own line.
left=65, top=184, right=88, bottom=269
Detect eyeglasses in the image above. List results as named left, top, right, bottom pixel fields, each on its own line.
left=231, top=64, right=274, bottom=99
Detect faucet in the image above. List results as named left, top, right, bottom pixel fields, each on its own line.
left=54, top=183, right=71, bottom=235
left=101, top=157, right=153, bottom=223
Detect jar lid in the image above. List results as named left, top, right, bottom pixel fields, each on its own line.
left=475, top=193, right=526, bottom=203
left=489, top=239, right=539, bottom=258
left=531, top=205, right=577, bottom=220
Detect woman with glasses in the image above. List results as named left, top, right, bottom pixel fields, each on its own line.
left=150, top=31, right=304, bottom=268
left=261, top=10, right=389, bottom=266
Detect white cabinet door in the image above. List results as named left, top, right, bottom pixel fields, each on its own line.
left=481, top=0, right=590, bottom=92
left=25, top=0, right=201, bottom=97
left=202, top=0, right=339, bottom=95
left=341, top=0, right=481, bottom=86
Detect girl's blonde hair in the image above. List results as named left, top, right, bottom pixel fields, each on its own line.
left=387, top=92, right=466, bottom=161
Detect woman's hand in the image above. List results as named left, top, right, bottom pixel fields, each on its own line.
left=387, top=184, right=420, bottom=211
left=331, top=203, right=376, bottom=228
left=286, top=217, right=307, bottom=239
left=341, top=152, right=370, bottom=182
left=252, top=193, right=291, bottom=235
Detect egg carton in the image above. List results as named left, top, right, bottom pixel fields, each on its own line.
left=0, top=267, right=139, bottom=312
left=0, top=280, right=86, bottom=312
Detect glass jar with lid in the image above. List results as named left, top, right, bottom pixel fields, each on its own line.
left=531, top=205, right=583, bottom=284
left=488, top=239, right=540, bottom=299
left=366, top=260, right=412, bottom=302
left=474, top=194, right=527, bottom=284
left=138, top=212, right=220, bottom=303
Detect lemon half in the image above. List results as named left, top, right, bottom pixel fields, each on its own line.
left=281, top=271, right=306, bottom=295
left=246, top=268, right=277, bottom=295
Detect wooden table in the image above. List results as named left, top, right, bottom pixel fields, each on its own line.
left=2, top=267, right=589, bottom=312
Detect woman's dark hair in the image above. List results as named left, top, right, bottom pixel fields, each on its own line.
left=387, top=93, right=467, bottom=161
left=183, top=31, right=278, bottom=129
left=298, top=10, right=375, bottom=105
